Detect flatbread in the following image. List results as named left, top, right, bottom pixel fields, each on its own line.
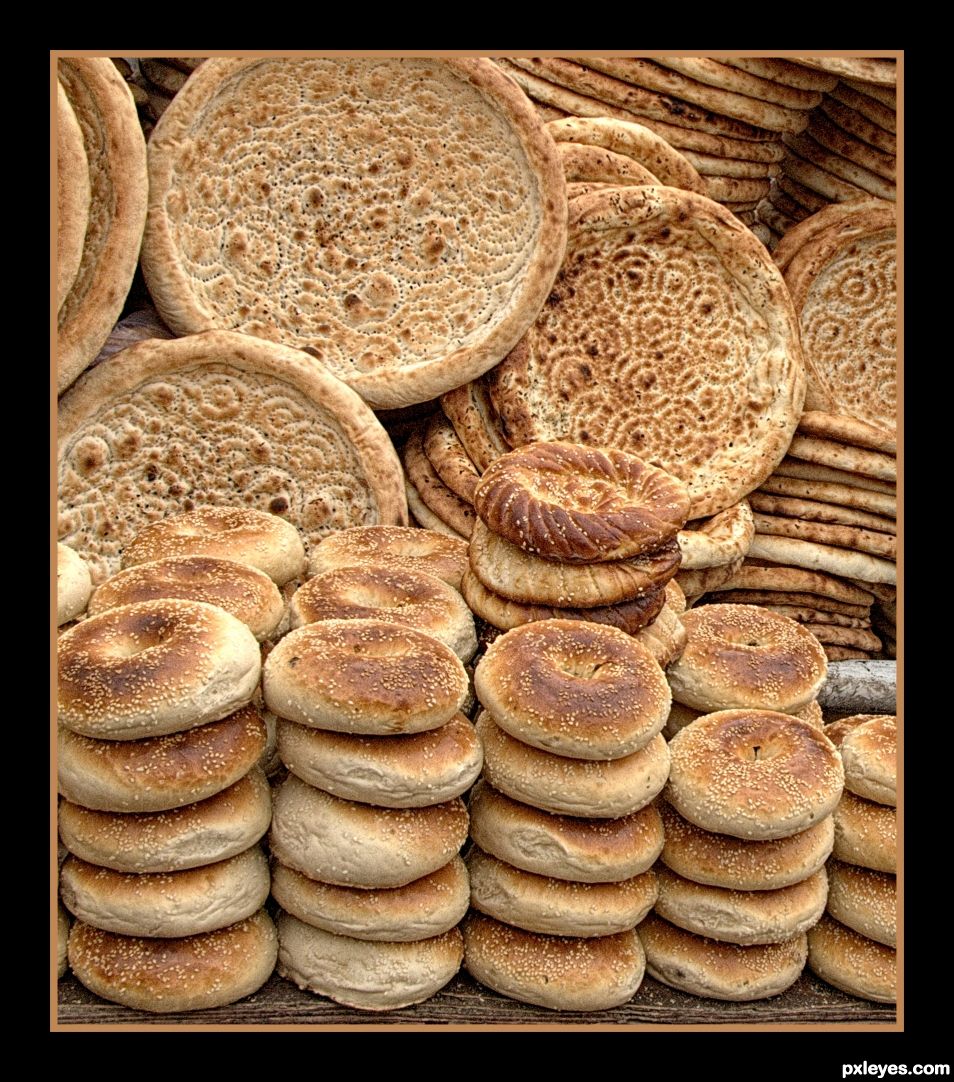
left=772, top=459, right=896, bottom=496
left=776, top=173, right=829, bottom=214
left=842, top=79, right=896, bottom=110
left=440, top=377, right=512, bottom=472
left=802, top=624, right=883, bottom=651
left=704, top=175, right=771, bottom=203
left=403, top=428, right=477, bottom=538
left=747, top=534, right=896, bottom=586
left=796, top=411, right=896, bottom=454
left=748, top=493, right=896, bottom=535
left=405, top=483, right=467, bottom=540
left=652, top=59, right=824, bottom=110
left=722, top=59, right=839, bottom=92
left=557, top=143, right=659, bottom=186
left=423, top=412, right=481, bottom=504
left=782, top=132, right=896, bottom=202
left=767, top=185, right=811, bottom=223
left=805, top=114, right=896, bottom=182
left=756, top=197, right=798, bottom=236
left=791, top=58, right=897, bottom=87
left=752, top=513, right=896, bottom=560
left=780, top=152, right=872, bottom=204
left=711, top=591, right=871, bottom=617
left=817, top=98, right=896, bottom=156
left=760, top=606, right=870, bottom=629
left=56, top=82, right=91, bottom=312
left=828, top=83, right=896, bottom=136
left=545, top=117, right=706, bottom=193
left=141, top=58, right=568, bottom=409
left=57, top=59, right=149, bottom=394
left=682, top=150, right=780, bottom=179
left=57, top=331, right=408, bottom=586
left=824, top=646, right=875, bottom=661
left=486, top=186, right=805, bottom=519
left=677, top=501, right=754, bottom=570
left=712, top=562, right=875, bottom=604
left=675, top=557, right=745, bottom=600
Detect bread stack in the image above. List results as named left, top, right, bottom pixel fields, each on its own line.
left=57, top=596, right=276, bottom=1014
left=464, top=617, right=672, bottom=1009
left=262, top=618, right=477, bottom=1010
left=646, top=708, right=844, bottom=1000
left=808, top=715, right=897, bottom=1003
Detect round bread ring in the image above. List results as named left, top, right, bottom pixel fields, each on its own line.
left=263, top=619, right=468, bottom=735
left=666, top=709, right=844, bottom=841
left=289, top=565, right=477, bottom=663
left=271, top=856, right=470, bottom=942
left=276, top=714, right=482, bottom=808
left=462, top=912, right=645, bottom=1011
left=823, top=713, right=885, bottom=748
left=58, top=767, right=273, bottom=874
left=633, top=599, right=689, bottom=668
left=639, top=913, right=808, bottom=1001
left=831, top=790, right=896, bottom=873
left=277, top=911, right=464, bottom=1011
left=466, top=845, right=657, bottom=937
left=468, top=780, right=664, bottom=884
left=676, top=501, right=754, bottom=570
left=826, top=858, right=896, bottom=948
left=269, top=773, right=469, bottom=889
left=57, top=599, right=262, bottom=741
left=88, top=555, right=285, bottom=641
left=58, top=543, right=93, bottom=625
left=461, top=565, right=668, bottom=634
left=658, top=800, right=834, bottom=891
left=839, top=715, right=896, bottom=806
left=123, top=507, right=306, bottom=587
left=59, top=846, right=271, bottom=938
left=68, top=910, right=278, bottom=1014
left=306, top=525, right=468, bottom=591
left=469, top=518, right=681, bottom=608
left=474, top=619, right=671, bottom=760
left=57, top=703, right=268, bottom=813
left=666, top=604, right=828, bottom=713
left=807, top=913, right=896, bottom=1003
left=477, top=712, right=669, bottom=818
left=653, top=865, right=829, bottom=946
left=423, top=411, right=482, bottom=504
left=473, top=441, right=690, bottom=562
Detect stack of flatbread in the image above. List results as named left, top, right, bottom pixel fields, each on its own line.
left=135, top=57, right=203, bottom=125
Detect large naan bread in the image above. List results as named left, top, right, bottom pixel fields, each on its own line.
left=56, top=82, right=90, bottom=312
left=487, top=186, right=806, bottom=519
left=57, top=331, right=407, bottom=585
left=141, top=58, right=567, bottom=409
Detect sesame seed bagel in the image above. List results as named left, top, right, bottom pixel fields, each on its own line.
left=277, top=911, right=463, bottom=1011
left=57, top=599, right=262, bottom=741
left=263, top=619, right=468, bottom=735
left=473, top=441, right=690, bottom=562
left=826, top=859, right=896, bottom=947
left=289, top=566, right=477, bottom=663
left=462, top=911, right=645, bottom=1010
left=469, top=518, right=682, bottom=608
left=58, top=543, right=92, bottom=625
left=277, top=714, right=482, bottom=808
left=269, top=773, right=469, bottom=888
left=831, top=790, right=896, bottom=873
left=57, top=704, right=268, bottom=812
left=122, top=506, right=306, bottom=586
left=664, top=697, right=823, bottom=741
left=666, top=604, right=828, bottom=713
left=639, top=913, right=808, bottom=1001
left=271, top=856, right=470, bottom=942
left=474, top=619, right=671, bottom=760
left=87, top=556, right=285, bottom=641
left=477, top=712, right=669, bottom=818
left=467, top=846, right=657, bottom=937
left=653, top=865, right=828, bottom=946
left=306, top=525, right=468, bottom=591
left=59, top=846, right=271, bottom=938
left=658, top=801, right=835, bottom=891
left=807, top=913, right=896, bottom=1003
left=839, top=715, right=896, bottom=806
left=460, top=565, right=668, bottom=635
left=57, top=767, right=272, bottom=873
left=468, top=780, right=664, bottom=883
left=666, top=710, right=844, bottom=840
left=68, top=909, right=278, bottom=1014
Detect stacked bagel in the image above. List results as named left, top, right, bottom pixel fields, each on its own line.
left=808, top=715, right=897, bottom=1003
left=262, top=611, right=478, bottom=1011
left=649, top=707, right=844, bottom=1000
left=463, top=617, right=672, bottom=1010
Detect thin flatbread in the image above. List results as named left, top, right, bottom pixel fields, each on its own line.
left=403, top=428, right=477, bottom=538
left=747, top=534, right=896, bottom=585
left=828, top=83, right=896, bottom=135
left=710, top=590, right=871, bottom=617
left=805, top=114, right=896, bottom=182
left=722, top=59, right=839, bottom=92
left=682, top=150, right=780, bottom=179
left=652, top=59, right=823, bottom=110
left=817, top=99, right=897, bottom=156
left=758, top=475, right=895, bottom=518
left=440, top=377, right=511, bottom=473
left=772, top=458, right=896, bottom=495
left=713, top=562, right=875, bottom=604
left=748, top=493, right=896, bottom=535
left=752, top=513, right=896, bottom=560
left=557, top=143, right=659, bottom=186
left=423, top=412, right=482, bottom=504
left=782, top=132, right=896, bottom=202
left=56, top=82, right=91, bottom=312
left=791, top=58, right=897, bottom=88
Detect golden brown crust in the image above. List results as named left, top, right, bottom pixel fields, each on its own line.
left=633, top=596, right=690, bottom=668
left=473, top=441, right=690, bottom=562
left=556, top=142, right=659, bottom=185
left=796, top=411, right=897, bottom=454
left=57, top=599, right=262, bottom=741
left=56, top=81, right=91, bottom=312
left=711, top=562, right=876, bottom=604
left=263, top=619, right=468, bottom=735
left=675, top=557, right=744, bottom=601
left=57, top=543, right=93, bottom=626
left=826, top=859, right=896, bottom=947
left=468, top=780, right=664, bottom=883
left=403, top=427, right=477, bottom=538
left=666, top=709, right=844, bottom=840
left=831, top=790, right=896, bottom=873
left=57, top=704, right=268, bottom=812
left=677, top=502, right=754, bottom=571
left=68, top=910, right=278, bottom=1013
left=306, top=525, right=468, bottom=591
left=838, top=715, right=896, bottom=806
left=667, top=604, right=829, bottom=713
left=423, top=412, right=482, bottom=504
left=141, top=58, right=568, bottom=409
left=474, top=618, right=670, bottom=759
left=439, top=378, right=512, bottom=473
left=807, top=913, right=896, bottom=1003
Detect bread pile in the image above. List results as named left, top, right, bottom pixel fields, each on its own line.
left=808, top=715, right=897, bottom=1003
left=262, top=614, right=477, bottom=1011
left=647, top=709, right=844, bottom=1000
left=464, top=617, right=672, bottom=1009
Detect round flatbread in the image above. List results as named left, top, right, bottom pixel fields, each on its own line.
left=487, top=186, right=805, bottom=519
left=57, top=331, right=407, bottom=585
left=141, top=57, right=567, bottom=409
left=57, top=81, right=91, bottom=312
